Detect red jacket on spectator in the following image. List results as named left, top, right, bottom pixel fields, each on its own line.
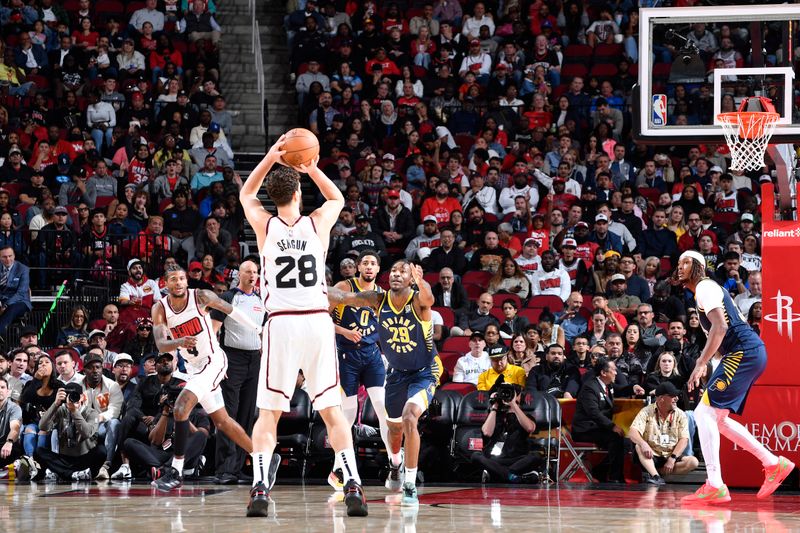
left=421, top=196, right=462, bottom=225
left=149, top=49, right=183, bottom=70
left=575, top=240, right=599, bottom=268
left=364, top=58, right=401, bottom=77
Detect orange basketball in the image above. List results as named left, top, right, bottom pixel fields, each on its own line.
left=281, top=128, right=320, bottom=167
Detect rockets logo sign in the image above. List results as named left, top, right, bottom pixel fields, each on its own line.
left=763, top=291, right=800, bottom=341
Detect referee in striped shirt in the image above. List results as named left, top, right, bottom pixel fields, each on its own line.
left=211, top=259, right=266, bottom=484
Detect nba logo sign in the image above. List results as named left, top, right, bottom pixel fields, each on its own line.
left=652, top=94, right=667, bottom=126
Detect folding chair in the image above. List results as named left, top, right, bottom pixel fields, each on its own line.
left=557, top=399, right=603, bottom=482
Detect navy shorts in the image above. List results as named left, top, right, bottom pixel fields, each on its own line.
left=338, top=343, right=386, bottom=397
left=705, top=344, right=767, bottom=415
left=385, top=357, right=442, bottom=420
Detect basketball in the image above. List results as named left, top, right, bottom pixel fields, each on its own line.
left=281, top=128, right=319, bottom=167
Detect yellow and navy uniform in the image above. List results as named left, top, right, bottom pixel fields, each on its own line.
left=332, top=278, right=386, bottom=396
left=692, top=278, right=766, bottom=415
left=377, top=290, right=442, bottom=419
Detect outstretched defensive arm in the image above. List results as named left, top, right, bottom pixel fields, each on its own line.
left=196, top=289, right=262, bottom=332
left=327, top=285, right=382, bottom=311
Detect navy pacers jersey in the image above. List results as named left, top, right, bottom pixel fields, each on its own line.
left=332, top=278, right=383, bottom=351
left=378, top=291, right=436, bottom=371
left=693, top=278, right=764, bottom=355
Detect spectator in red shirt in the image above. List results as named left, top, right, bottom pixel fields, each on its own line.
left=421, top=180, right=462, bottom=224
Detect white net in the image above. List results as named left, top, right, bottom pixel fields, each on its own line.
left=717, top=112, right=780, bottom=171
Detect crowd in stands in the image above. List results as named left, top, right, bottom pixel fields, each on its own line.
left=288, top=0, right=768, bottom=483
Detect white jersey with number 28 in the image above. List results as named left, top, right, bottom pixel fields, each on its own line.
left=260, top=215, right=329, bottom=313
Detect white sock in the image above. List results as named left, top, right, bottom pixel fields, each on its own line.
left=367, top=387, right=393, bottom=462
left=719, top=414, right=779, bottom=467
left=338, top=448, right=361, bottom=484
left=405, top=467, right=417, bottom=486
left=695, top=402, right=723, bottom=488
left=252, top=452, right=268, bottom=487
left=171, top=457, right=185, bottom=474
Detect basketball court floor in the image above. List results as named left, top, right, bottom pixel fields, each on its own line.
left=3, top=481, right=799, bottom=532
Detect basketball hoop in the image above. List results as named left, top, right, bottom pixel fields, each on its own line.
left=717, top=97, right=780, bottom=171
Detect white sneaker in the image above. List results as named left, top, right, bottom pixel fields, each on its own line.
left=95, top=465, right=110, bottom=480
left=385, top=450, right=405, bottom=492
left=44, top=469, right=59, bottom=482
left=71, top=468, right=91, bottom=481
left=111, top=464, right=131, bottom=480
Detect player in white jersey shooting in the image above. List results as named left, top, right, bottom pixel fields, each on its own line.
left=151, top=267, right=262, bottom=491
left=240, top=136, right=368, bottom=518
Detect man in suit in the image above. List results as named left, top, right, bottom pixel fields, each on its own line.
left=0, top=246, right=31, bottom=339
left=426, top=228, right=467, bottom=275
left=432, top=267, right=470, bottom=321
left=571, top=357, right=627, bottom=483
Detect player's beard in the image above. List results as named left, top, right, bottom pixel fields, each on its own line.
left=360, top=272, right=376, bottom=283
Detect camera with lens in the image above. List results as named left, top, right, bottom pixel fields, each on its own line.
left=160, top=384, right=182, bottom=407
left=67, top=388, right=82, bottom=403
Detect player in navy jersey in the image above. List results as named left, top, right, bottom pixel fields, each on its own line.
left=676, top=250, right=794, bottom=504
left=328, top=249, right=392, bottom=491
left=329, top=260, right=442, bottom=507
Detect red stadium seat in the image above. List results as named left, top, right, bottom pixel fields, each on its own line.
left=518, top=308, right=543, bottom=324
left=490, top=307, right=505, bottom=323
left=563, top=44, right=593, bottom=65
left=442, top=336, right=470, bottom=354
left=660, top=257, right=673, bottom=277
left=526, top=294, right=564, bottom=312
left=492, top=293, right=521, bottom=310
left=437, top=351, right=462, bottom=378
left=561, top=63, right=589, bottom=81
left=439, top=382, right=477, bottom=395
left=462, top=270, right=492, bottom=289
left=589, top=63, right=617, bottom=79
left=463, top=283, right=483, bottom=300
left=637, top=187, right=662, bottom=204
left=432, top=306, right=455, bottom=328
left=593, top=43, right=624, bottom=63
left=423, top=272, right=439, bottom=286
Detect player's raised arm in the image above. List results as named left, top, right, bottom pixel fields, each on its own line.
left=152, top=301, right=195, bottom=353
left=410, top=263, right=434, bottom=310
left=240, top=136, right=286, bottom=233
left=299, top=156, right=345, bottom=235
left=196, top=289, right=263, bottom=333
left=327, top=285, right=382, bottom=310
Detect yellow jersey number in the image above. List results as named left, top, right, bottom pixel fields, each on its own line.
left=389, top=326, right=410, bottom=345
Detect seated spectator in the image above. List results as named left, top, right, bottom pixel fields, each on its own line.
left=451, top=292, right=499, bottom=337
left=405, top=216, right=441, bottom=262
left=470, top=382, right=540, bottom=484
left=86, top=91, right=116, bottom=152
left=420, top=180, right=462, bottom=225
left=639, top=209, right=678, bottom=261
left=87, top=329, right=118, bottom=369
left=426, top=228, right=467, bottom=276
left=19, top=353, right=60, bottom=464
left=119, top=259, right=162, bottom=325
left=0, top=246, right=32, bottom=337
left=187, top=260, right=213, bottom=289
left=34, top=382, right=105, bottom=481
left=452, top=331, right=490, bottom=385
left=713, top=251, right=749, bottom=297
left=636, top=303, right=667, bottom=349
left=734, top=270, right=761, bottom=317
left=555, top=292, right=588, bottom=344
left=0, top=146, right=33, bottom=183
left=112, top=353, right=137, bottom=404
left=432, top=267, right=469, bottom=321
left=80, top=350, right=123, bottom=480
left=469, top=231, right=511, bottom=273
left=628, top=382, right=699, bottom=485
left=128, top=0, right=164, bottom=35
left=607, top=274, right=641, bottom=320
left=54, top=349, right=84, bottom=385
left=131, top=216, right=172, bottom=267
left=497, top=298, right=529, bottom=340
left=650, top=281, right=687, bottom=324
left=0, top=377, right=25, bottom=475
left=34, top=205, right=79, bottom=283
left=180, top=0, right=222, bottom=46
left=477, top=350, right=526, bottom=391
left=591, top=293, right=628, bottom=334
left=89, top=303, right=134, bottom=353
left=336, top=214, right=387, bottom=265
left=4, top=349, right=30, bottom=401
left=644, top=351, right=687, bottom=397
left=123, top=317, right=157, bottom=364
left=190, top=131, right=234, bottom=171
left=56, top=305, right=90, bottom=353
left=526, top=343, right=580, bottom=399
left=571, top=357, right=626, bottom=483
left=152, top=159, right=191, bottom=205
left=59, top=166, right=96, bottom=208
left=461, top=173, right=498, bottom=217
left=190, top=154, right=223, bottom=194
left=163, top=188, right=202, bottom=261
left=194, top=216, right=232, bottom=266
left=530, top=250, right=571, bottom=302
left=569, top=334, right=593, bottom=369
left=488, top=258, right=531, bottom=300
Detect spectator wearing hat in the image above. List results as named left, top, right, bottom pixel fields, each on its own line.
left=421, top=180, right=463, bottom=225
left=80, top=349, right=123, bottom=479
left=387, top=173, right=413, bottom=210
left=629, top=381, right=699, bottom=485
left=459, top=38, right=492, bottom=85
left=336, top=214, right=387, bottom=266
left=34, top=205, right=78, bottom=285
left=639, top=208, right=678, bottom=261
left=453, top=331, right=490, bottom=385
left=405, top=215, right=442, bottom=262
left=189, top=154, right=223, bottom=194
left=373, top=188, right=416, bottom=261
left=123, top=317, right=157, bottom=364
left=87, top=329, right=118, bottom=368
left=0, top=246, right=31, bottom=338
left=110, top=352, right=183, bottom=480
left=163, top=188, right=202, bottom=262
left=515, top=238, right=542, bottom=286
left=119, top=259, right=162, bottom=324
left=607, top=273, right=641, bottom=320
left=0, top=146, right=33, bottom=184
left=112, top=353, right=137, bottom=404
left=18, top=325, right=38, bottom=348
left=34, top=381, right=105, bottom=482
left=462, top=172, right=499, bottom=217
left=590, top=213, right=624, bottom=254
left=558, top=238, right=590, bottom=292
left=526, top=343, right=580, bottom=399
left=477, top=349, right=526, bottom=391
left=187, top=260, right=213, bottom=289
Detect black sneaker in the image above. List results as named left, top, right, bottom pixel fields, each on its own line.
left=343, top=479, right=368, bottom=517
left=267, top=453, right=281, bottom=491
left=246, top=482, right=270, bottom=517
left=152, top=466, right=183, bottom=491
left=643, top=472, right=663, bottom=486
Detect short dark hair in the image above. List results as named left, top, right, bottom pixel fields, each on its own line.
left=723, top=251, right=740, bottom=262
left=357, top=248, right=381, bottom=266
left=502, top=298, right=518, bottom=310
left=54, top=349, right=72, bottom=361
left=265, top=166, right=301, bottom=206
left=594, top=356, right=613, bottom=375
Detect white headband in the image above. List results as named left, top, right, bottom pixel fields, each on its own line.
left=679, top=250, right=705, bottom=265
